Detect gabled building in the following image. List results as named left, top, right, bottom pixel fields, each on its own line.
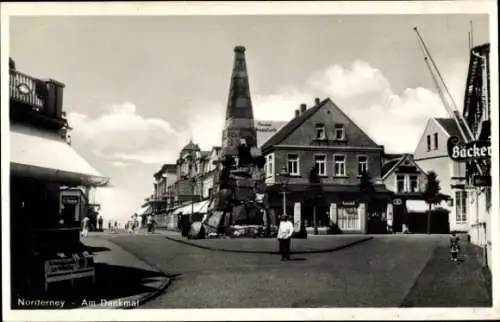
left=261, top=97, right=393, bottom=234
left=413, top=117, right=468, bottom=232
left=381, top=153, right=451, bottom=233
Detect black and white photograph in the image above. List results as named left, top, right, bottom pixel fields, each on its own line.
left=1, top=1, right=498, bottom=321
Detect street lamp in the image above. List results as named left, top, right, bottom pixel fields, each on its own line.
left=279, top=166, right=290, bottom=220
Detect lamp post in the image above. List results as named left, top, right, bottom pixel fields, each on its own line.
left=190, top=177, right=196, bottom=225
left=279, top=166, right=290, bottom=220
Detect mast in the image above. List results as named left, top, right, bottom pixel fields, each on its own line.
left=413, top=27, right=484, bottom=175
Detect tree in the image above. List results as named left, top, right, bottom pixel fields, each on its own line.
left=422, top=171, right=442, bottom=234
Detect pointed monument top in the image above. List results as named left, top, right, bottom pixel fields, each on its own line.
left=234, top=46, right=246, bottom=53
left=221, top=45, right=257, bottom=156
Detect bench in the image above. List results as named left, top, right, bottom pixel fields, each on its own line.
left=44, top=254, right=95, bottom=292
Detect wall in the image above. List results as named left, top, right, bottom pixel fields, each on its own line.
left=414, top=119, right=450, bottom=160
left=272, top=148, right=382, bottom=186
left=384, top=168, right=427, bottom=193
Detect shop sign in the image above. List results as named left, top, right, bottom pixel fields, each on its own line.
left=340, top=200, right=358, bottom=208
left=393, top=198, right=402, bottom=206
left=447, top=136, right=491, bottom=162
left=473, top=175, right=491, bottom=187
left=62, top=196, right=79, bottom=205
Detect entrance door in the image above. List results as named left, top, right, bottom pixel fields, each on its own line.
left=337, top=207, right=360, bottom=231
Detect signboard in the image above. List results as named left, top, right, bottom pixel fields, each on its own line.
left=340, top=200, right=359, bottom=208
left=293, top=202, right=301, bottom=232
left=393, top=198, right=402, bottom=206
left=473, top=175, right=492, bottom=187
left=447, top=136, right=491, bottom=162
left=61, top=195, right=79, bottom=205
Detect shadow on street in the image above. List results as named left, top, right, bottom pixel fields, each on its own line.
left=12, top=263, right=166, bottom=309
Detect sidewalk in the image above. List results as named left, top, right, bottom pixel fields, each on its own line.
left=401, top=241, right=492, bottom=307
left=79, top=236, right=171, bottom=309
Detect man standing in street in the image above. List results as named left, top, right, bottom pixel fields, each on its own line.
left=97, top=213, right=103, bottom=232
left=277, top=214, right=294, bottom=261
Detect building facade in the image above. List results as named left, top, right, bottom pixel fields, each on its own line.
left=414, top=117, right=468, bottom=232
left=9, top=58, right=108, bottom=300
left=261, top=97, right=393, bottom=234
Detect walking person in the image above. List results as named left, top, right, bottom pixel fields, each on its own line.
left=97, top=213, right=104, bottom=232
left=277, top=214, right=294, bottom=261
left=81, top=215, right=90, bottom=238
left=147, top=214, right=153, bottom=233
left=114, top=221, right=118, bottom=233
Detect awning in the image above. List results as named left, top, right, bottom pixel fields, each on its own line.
left=136, top=205, right=152, bottom=216
left=406, top=200, right=429, bottom=213
left=10, top=124, right=109, bottom=187
left=172, top=200, right=210, bottom=216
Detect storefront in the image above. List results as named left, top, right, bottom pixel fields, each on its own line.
left=10, top=123, right=109, bottom=299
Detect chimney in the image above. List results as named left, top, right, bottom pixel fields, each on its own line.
left=315, top=97, right=320, bottom=105
left=300, top=103, right=307, bottom=113
left=295, top=109, right=300, bottom=118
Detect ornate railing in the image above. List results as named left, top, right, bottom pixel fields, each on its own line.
left=9, top=69, right=46, bottom=111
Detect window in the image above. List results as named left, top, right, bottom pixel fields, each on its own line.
left=334, top=155, right=346, bottom=177
left=287, top=154, right=300, bottom=176
left=334, top=124, right=345, bottom=140
left=265, top=154, right=274, bottom=177
left=409, top=175, right=419, bottom=192
left=455, top=191, right=468, bottom=223
left=434, top=133, right=439, bottom=150
left=358, top=156, right=368, bottom=175
left=396, top=175, right=405, bottom=193
left=315, top=155, right=327, bottom=176
left=315, top=124, right=326, bottom=139
left=426, top=135, right=431, bottom=151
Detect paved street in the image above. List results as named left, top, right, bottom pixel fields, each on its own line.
left=91, top=232, right=492, bottom=308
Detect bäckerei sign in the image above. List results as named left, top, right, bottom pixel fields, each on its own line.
left=447, top=136, right=492, bottom=162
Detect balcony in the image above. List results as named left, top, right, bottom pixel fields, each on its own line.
left=10, top=67, right=67, bottom=130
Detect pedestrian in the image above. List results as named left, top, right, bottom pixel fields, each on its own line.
left=147, top=214, right=153, bottom=233
left=114, top=221, right=118, bottom=233
left=81, top=215, right=90, bottom=238
left=97, top=213, right=104, bottom=232
left=277, top=214, right=294, bottom=261
left=108, top=221, right=112, bottom=231
left=449, top=231, right=461, bottom=262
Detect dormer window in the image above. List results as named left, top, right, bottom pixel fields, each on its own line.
left=334, top=124, right=345, bottom=141
left=315, top=124, right=326, bottom=140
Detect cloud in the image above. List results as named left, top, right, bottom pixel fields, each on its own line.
left=94, top=187, right=139, bottom=224
left=186, top=60, right=467, bottom=154
left=68, top=102, right=185, bottom=164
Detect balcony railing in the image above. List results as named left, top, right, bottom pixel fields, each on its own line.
left=10, top=68, right=66, bottom=126
left=10, top=69, right=45, bottom=111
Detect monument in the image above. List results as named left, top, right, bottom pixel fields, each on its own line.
left=199, top=46, right=272, bottom=238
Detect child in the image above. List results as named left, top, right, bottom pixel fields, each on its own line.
left=449, top=232, right=460, bottom=262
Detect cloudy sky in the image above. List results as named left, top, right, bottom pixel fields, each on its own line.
left=9, top=14, right=488, bottom=223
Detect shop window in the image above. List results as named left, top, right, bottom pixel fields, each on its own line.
left=334, top=155, right=346, bottom=176
left=358, top=156, right=368, bottom=175
left=315, top=155, right=327, bottom=176
left=455, top=190, right=468, bottom=223
left=337, top=207, right=360, bottom=230
left=265, top=153, right=274, bottom=177
left=334, top=124, right=345, bottom=140
left=287, top=154, right=300, bottom=176
left=315, top=124, right=326, bottom=139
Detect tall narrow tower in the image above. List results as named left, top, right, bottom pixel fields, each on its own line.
left=221, top=46, right=257, bottom=157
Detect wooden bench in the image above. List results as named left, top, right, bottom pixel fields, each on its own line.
left=44, top=254, right=95, bottom=292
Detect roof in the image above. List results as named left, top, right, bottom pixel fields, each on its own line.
left=381, top=153, right=426, bottom=180
left=383, top=153, right=405, bottom=160
left=181, top=140, right=200, bottom=153
left=434, top=118, right=463, bottom=137
left=261, top=99, right=328, bottom=150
